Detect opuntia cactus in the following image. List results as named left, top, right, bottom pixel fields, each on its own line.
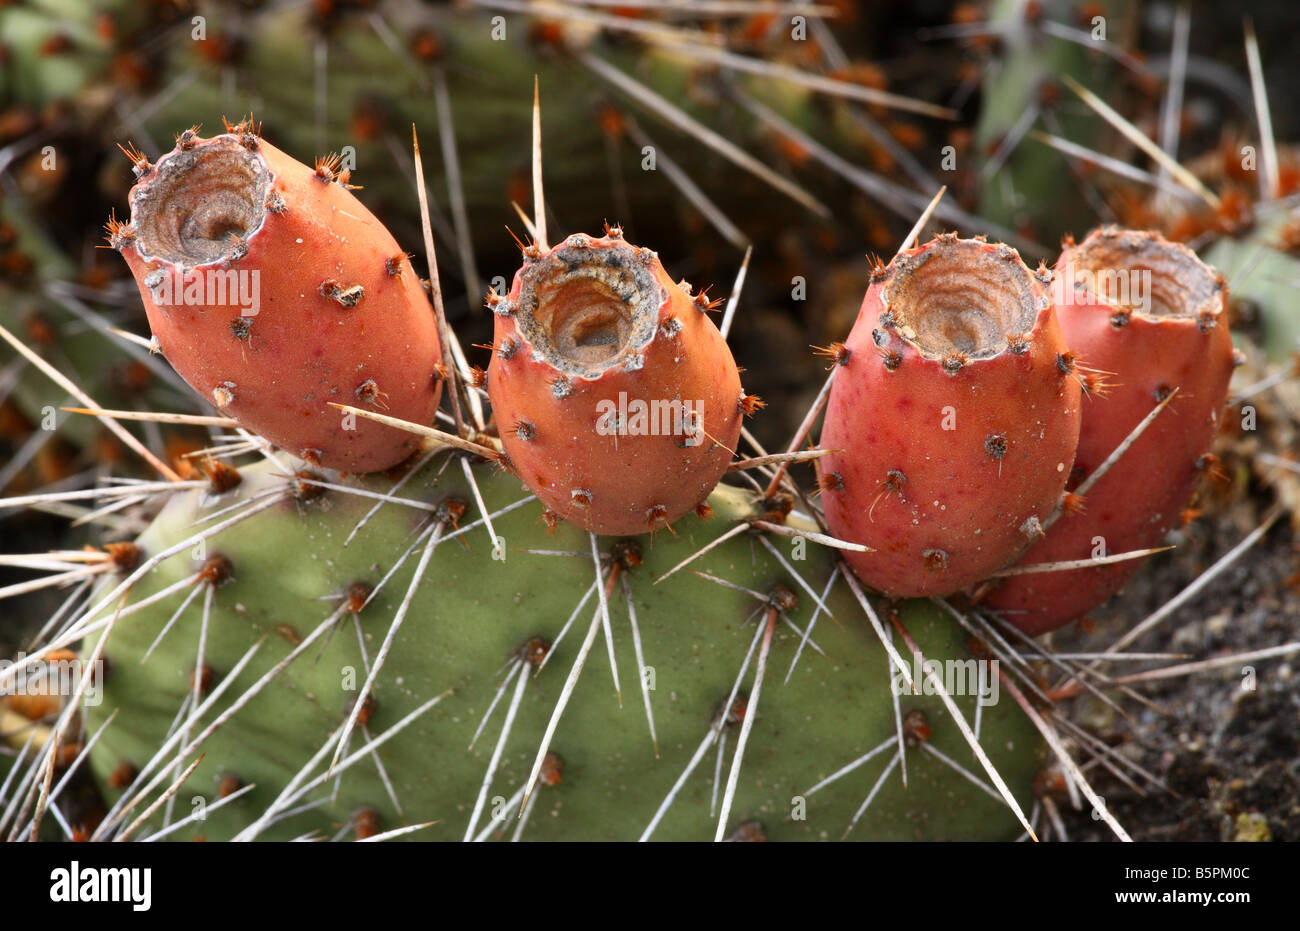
left=972, top=0, right=1136, bottom=244
left=78, top=457, right=1042, bottom=842
left=983, top=227, right=1235, bottom=634
left=487, top=229, right=744, bottom=535
left=1202, top=200, right=1300, bottom=363
left=817, top=234, right=1082, bottom=597
left=0, top=1, right=148, bottom=109
left=0, top=195, right=182, bottom=460
left=1, top=1, right=1292, bottom=853
left=110, top=122, right=443, bottom=472
left=127, top=2, right=852, bottom=262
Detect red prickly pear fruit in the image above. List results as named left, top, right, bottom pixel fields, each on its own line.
left=486, top=229, right=744, bottom=536
left=983, top=228, right=1234, bottom=635
left=110, top=123, right=443, bottom=472
left=816, top=234, right=1082, bottom=597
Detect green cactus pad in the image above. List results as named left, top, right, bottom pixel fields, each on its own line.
left=0, top=197, right=180, bottom=451
left=1203, top=202, right=1300, bottom=363
left=83, top=455, right=1042, bottom=841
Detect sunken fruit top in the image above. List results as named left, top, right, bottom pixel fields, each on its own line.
left=881, top=236, right=1044, bottom=361
left=1063, top=226, right=1223, bottom=320
left=129, top=135, right=270, bottom=268
left=507, top=235, right=662, bottom=379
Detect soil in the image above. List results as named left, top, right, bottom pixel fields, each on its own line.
left=1049, top=496, right=1300, bottom=842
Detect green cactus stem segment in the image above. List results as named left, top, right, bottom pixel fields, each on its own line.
left=513, top=240, right=660, bottom=378
left=1064, top=228, right=1220, bottom=319
left=884, top=239, right=1039, bottom=360
left=82, top=459, right=1043, bottom=841
left=131, top=138, right=270, bottom=267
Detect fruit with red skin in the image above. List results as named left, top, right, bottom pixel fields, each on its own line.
left=984, top=227, right=1234, bottom=635
left=486, top=229, right=744, bottom=535
left=110, top=122, right=442, bottom=472
left=817, top=234, right=1082, bottom=597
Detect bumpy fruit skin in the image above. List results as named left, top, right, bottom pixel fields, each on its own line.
left=985, top=228, right=1234, bottom=635
left=116, top=129, right=442, bottom=472
left=817, top=235, right=1082, bottom=597
left=487, top=231, right=743, bottom=535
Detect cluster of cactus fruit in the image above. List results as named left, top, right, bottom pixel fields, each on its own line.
left=817, top=224, right=1235, bottom=630
left=15, top=113, right=1226, bottom=842
left=2, top=0, right=1292, bottom=844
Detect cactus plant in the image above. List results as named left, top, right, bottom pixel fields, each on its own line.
left=0, top=1, right=1296, bottom=853
left=86, top=1, right=864, bottom=260
left=0, top=193, right=184, bottom=462
left=0, top=0, right=149, bottom=110
left=76, top=456, right=1041, bottom=842
left=971, top=0, right=1136, bottom=243
left=1201, top=200, right=1300, bottom=364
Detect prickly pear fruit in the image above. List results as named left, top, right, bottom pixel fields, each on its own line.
left=984, top=228, right=1234, bottom=635
left=817, top=234, right=1082, bottom=597
left=486, top=229, right=744, bottom=535
left=110, top=122, right=443, bottom=472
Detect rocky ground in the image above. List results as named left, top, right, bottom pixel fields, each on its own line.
left=1053, top=494, right=1299, bottom=842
